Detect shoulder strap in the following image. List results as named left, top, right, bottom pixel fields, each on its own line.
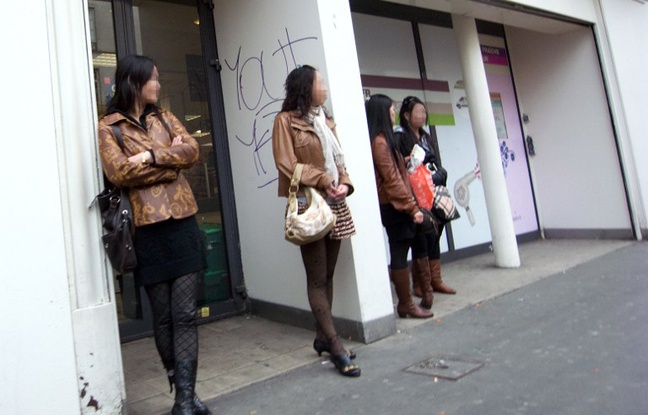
left=111, top=124, right=125, bottom=150
left=104, top=124, right=126, bottom=191
left=288, top=163, right=304, bottom=196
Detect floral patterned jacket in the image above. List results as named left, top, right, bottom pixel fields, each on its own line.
left=98, top=107, right=199, bottom=227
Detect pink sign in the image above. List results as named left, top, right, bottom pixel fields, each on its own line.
left=481, top=46, right=509, bottom=66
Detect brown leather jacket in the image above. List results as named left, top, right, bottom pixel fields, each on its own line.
left=98, top=107, right=200, bottom=227
left=272, top=110, right=353, bottom=197
left=371, top=133, right=420, bottom=218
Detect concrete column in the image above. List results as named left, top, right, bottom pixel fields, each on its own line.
left=452, top=14, right=520, bottom=268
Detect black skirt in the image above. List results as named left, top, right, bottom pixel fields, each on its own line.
left=379, top=203, right=416, bottom=243
left=134, top=216, right=207, bottom=286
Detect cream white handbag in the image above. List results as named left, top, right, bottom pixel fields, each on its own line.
left=284, top=163, right=337, bottom=245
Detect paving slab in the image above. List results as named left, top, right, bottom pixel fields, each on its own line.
left=122, top=239, right=633, bottom=414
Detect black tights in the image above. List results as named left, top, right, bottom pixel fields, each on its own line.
left=411, top=224, right=443, bottom=260
left=300, top=237, right=342, bottom=352
left=428, top=223, right=444, bottom=260
left=145, top=272, right=199, bottom=371
left=389, top=240, right=410, bottom=270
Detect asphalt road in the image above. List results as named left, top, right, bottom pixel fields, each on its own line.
left=209, top=242, right=648, bottom=415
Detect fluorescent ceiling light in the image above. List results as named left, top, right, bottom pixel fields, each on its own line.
left=191, top=130, right=211, bottom=138
left=93, top=53, right=117, bottom=67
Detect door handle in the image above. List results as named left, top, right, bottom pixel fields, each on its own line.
left=526, top=135, right=536, bottom=156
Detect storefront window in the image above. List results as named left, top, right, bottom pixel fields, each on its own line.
left=89, top=0, right=117, bottom=117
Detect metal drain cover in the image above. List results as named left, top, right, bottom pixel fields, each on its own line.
left=405, top=355, right=484, bottom=380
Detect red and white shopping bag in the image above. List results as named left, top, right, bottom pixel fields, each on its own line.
left=408, top=163, right=435, bottom=210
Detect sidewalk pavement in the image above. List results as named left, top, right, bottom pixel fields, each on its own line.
left=122, top=239, right=635, bottom=414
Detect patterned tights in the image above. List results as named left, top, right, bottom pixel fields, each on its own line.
left=300, top=237, right=342, bottom=352
left=145, top=272, right=199, bottom=371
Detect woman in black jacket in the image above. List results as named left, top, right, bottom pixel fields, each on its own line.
left=395, top=96, right=457, bottom=298
left=366, top=94, right=433, bottom=319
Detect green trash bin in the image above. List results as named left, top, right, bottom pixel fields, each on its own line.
left=198, top=223, right=231, bottom=304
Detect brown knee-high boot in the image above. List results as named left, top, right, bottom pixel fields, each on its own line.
left=392, top=268, right=434, bottom=319
left=411, top=261, right=423, bottom=298
left=413, top=258, right=434, bottom=309
left=429, top=259, right=456, bottom=294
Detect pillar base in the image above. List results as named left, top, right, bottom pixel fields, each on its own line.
left=250, top=298, right=397, bottom=343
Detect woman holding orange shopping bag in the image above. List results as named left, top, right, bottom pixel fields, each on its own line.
left=366, top=94, right=434, bottom=318
left=395, top=96, right=457, bottom=298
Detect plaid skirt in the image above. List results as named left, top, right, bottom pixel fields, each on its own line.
left=298, top=199, right=356, bottom=240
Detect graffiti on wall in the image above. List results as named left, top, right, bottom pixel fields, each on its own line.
left=224, top=28, right=318, bottom=189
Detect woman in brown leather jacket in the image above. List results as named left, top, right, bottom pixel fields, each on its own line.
left=98, top=55, right=211, bottom=415
left=395, top=96, right=457, bottom=297
left=272, top=65, right=360, bottom=377
left=365, top=94, right=434, bottom=319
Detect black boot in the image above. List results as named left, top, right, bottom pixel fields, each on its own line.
left=168, top=363, right=211, bottom=414
left=172, top=360, right=197, bottom=415
left=193, top=394, right=212, bottom=415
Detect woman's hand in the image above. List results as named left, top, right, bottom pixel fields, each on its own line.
left=128, top=151, right=150, bottom=164
left=326, top=183, right=349, bottom=202
left=171, top=135, right=183, bottom=146
left=413, top=211, right=424, bottom=224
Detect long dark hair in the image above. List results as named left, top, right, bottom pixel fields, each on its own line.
left=281, top=65, right=317, bottom=116
left=365, top=94, right=399, bottom=162
left=398, top=95, right=428, bottom=152
left=107, top=55, right=156, bottom=115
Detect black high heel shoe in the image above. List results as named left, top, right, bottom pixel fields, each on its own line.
left=330, top=353, right=361, bottom=377
left=313, top=339, right=356, bottom=360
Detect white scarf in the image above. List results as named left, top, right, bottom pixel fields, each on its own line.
left=306, top=107, right=345, bottom=187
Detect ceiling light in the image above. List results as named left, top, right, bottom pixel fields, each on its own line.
left=192, top=130, right=211, bottom=138
left=93, top=53, right=117, bottom=67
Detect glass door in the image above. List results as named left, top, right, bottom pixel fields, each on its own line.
left=90, top=0, right=245, bottom=342
left=132, top=0, right=231, bottom=311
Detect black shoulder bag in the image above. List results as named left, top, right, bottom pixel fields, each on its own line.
left=95, top=125, right=138, bottom=274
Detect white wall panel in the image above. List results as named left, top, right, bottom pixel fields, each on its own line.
left=506, top=25, right=631, bottom=232
left=214, top=0, right=324, bottom=311
left=596, top=0, right=648, bottom=232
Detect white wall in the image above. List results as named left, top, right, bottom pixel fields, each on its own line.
left=506, top=0, right=597, bottom=22
left=0, top=1, right=125, bottom=413
left=506, top=25, right=631, bottom=234
left=214, top=0, right=323, bottom=312
left=595, top=0, right=648, bottom=233
left=384, top=0, right=597, bottom=30
left=214, top=0, right=394, bottom=331
left=0, top=1, right=81, bottom=414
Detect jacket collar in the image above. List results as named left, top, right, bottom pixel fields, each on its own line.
left=102, top=104, right=158, bottom=130
left=288, top=110, right=337, bottom=131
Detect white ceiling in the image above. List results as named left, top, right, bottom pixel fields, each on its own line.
left=384, top=0, right=588, bottom=34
